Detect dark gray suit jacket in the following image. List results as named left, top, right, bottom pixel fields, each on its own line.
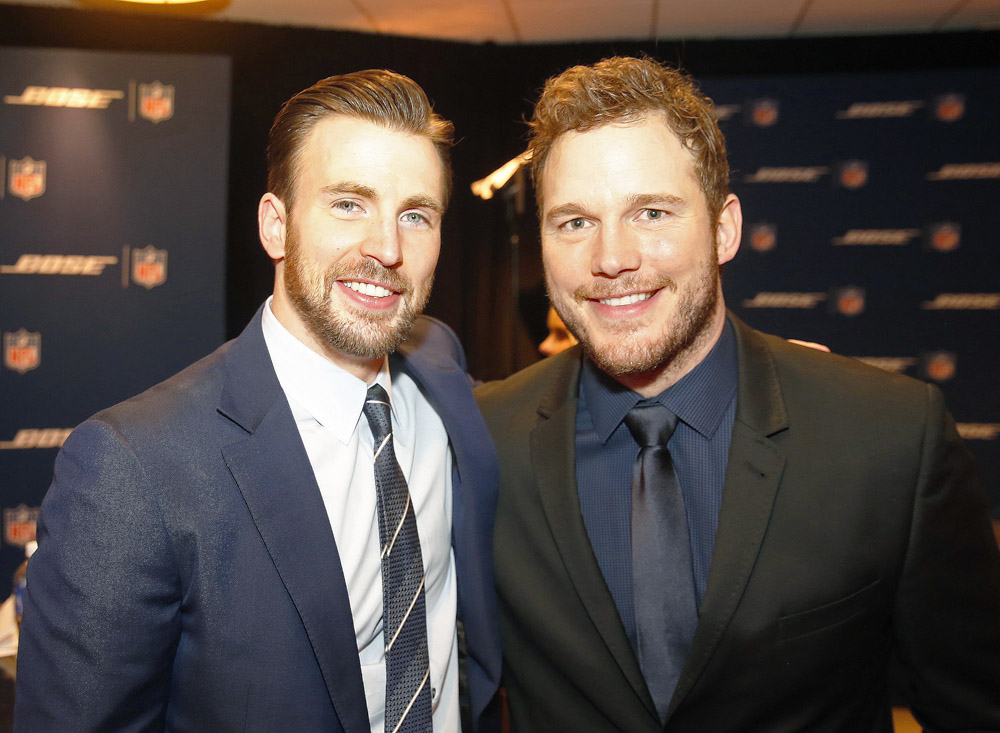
left=476, top=313, right=1000, bottom=732
left=16, top=308, right=501, bottom=733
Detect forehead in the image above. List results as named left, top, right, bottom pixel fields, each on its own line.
left=541, top=115, right=701, bottom=211
left=296, top=115, right=445, bottom=202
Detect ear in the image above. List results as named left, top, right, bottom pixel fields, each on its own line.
left=715, top=193, right=742, bottom=266
left=258, top=193, right=288, bottom=261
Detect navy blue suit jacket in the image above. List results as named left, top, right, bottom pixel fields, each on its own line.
left=15, top=308, right=501, bottom=732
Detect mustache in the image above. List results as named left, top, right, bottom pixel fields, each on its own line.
left=572, top=274, right=676, bottom=301
left=325, top=258, right=412, bottom=295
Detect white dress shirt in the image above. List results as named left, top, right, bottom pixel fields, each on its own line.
left=261, top=298, right=459, bottom=732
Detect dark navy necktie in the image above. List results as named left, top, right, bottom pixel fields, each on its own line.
left=624, top=402, right=698, bottom=724
left=363, top=384, right=432, bottom=733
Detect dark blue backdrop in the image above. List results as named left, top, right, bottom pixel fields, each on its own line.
left=703, top=70, right=1000, bottom=514
left=0, top=47, right=230, bottom=584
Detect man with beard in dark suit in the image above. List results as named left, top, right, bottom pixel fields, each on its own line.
left=17, top=70, right=500, bottom=733
left=476, top=56, right=1000, bottom=732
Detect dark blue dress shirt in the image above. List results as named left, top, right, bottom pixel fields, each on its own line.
left=575, top=320, right=738, bottom=652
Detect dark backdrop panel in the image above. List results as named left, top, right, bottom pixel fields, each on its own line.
left=0, top=46, right=229, bottom=581
left=700, top=70, right=1000, bottom=514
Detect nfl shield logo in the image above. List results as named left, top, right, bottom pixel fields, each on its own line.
left=922, top=351, right=957, bottom=382
left=838, top=160, right=868, bottom=189
left=8, top=157, right=46, bottom=201
left=3, top=329, right=41, bottom=374
left=934, top=93, right=964, bottom=122
left=749, top=223, right=777, bottom=252
left=832, top=286, right=866, bottom=317
left=139, top=82, right=175, bottom=123
left=927, top=222, right=961, bottom=252
left=132, top=245, right=168, bottom=289
left=750, top=98, right=779, bottom=127
left=4, top=505, right=40, bottom=547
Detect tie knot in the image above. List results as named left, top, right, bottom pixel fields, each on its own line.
left=363, top=383, right=392, bottom=441
left=624, top=402, right=679, bottom=447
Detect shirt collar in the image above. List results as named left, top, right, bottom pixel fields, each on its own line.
left=260, top=296, right=394, bottom=446
left=580, top=318, right=738, bottom=443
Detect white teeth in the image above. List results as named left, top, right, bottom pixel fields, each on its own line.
left=599, top=292, right=653, bottom=307
left=344, top=281, right=393, bottom=298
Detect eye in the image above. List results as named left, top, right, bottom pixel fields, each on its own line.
left=561, top=217, right=590, bottom=232
left=401, top=211, right=430, bottom=226
left=333, top=199, right=363, bottom=214
left=638, top=208, right=668, bottom=221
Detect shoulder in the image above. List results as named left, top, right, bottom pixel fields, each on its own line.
left=400, top=315, right=466, bottom=371
left=77, top=338, right=235, bottom=450
left=760, top=326, right=930, bottom=401
left=475, top=346, right=581, bottom=422
left=741, top=321, right=939, bottom=434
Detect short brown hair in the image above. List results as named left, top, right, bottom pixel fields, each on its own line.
left=267, top=69, right=455, bottom=210
left=529, top=56, right=729, bottom=221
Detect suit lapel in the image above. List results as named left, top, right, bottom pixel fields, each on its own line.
left=531, top=349, right=656, bottom=715
left=395, top=346, right=485, bottom=502
left=217, top=310, right=370, bottom=733
left=669, top=314, right=788, bottom=715
left=395, top=331, right=503, bottom=725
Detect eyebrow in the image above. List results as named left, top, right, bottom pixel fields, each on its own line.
left=626, top=192, right=687, bottom=210
left=320, top=182, right=378, bottom=201
left=402, top=195, right=445, bottom=216
left=544, top=202, right=589, bottom=223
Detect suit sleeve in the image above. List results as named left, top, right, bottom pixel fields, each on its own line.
left=15, top=418, right=182, bottom=732
left=893, top=384, right=1000, bottom=731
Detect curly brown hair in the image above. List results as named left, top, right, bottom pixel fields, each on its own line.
left=267, top=69, right=454, bottom=210
left=528, top=56, right=729, bottom=221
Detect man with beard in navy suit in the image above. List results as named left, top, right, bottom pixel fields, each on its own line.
left=17, top=70, right=500, bottom=733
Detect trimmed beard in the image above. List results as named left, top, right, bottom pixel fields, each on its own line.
left=549, top=260, right=719, bottom=378
left=283, top=229, right=433, bottom=360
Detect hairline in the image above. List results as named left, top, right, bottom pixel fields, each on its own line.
left=536, top=111, right=707, bottom=218
left=284, top=112, right=449, bottom=217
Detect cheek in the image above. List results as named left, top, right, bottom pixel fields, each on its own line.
left=641, top=231, right=691, bottom=264
left=305, top=216, right=369, bottom=254
left=542, top=245, right=584, bottom=292
left=646, top=234, right=712, bottom=275
left=408, top=237, right=441, bottom=280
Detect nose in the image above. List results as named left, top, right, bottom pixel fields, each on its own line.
left=590, top=222, right=640, bottom=277
left=359, top=217, right=403, bottom=268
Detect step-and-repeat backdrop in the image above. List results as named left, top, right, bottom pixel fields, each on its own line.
left=0, top=48, right=230, bottom=583
left=704, top=70, right=999, bottom=515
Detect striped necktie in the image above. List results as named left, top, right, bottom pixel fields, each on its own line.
left=364, top=383, right=432, bottom=733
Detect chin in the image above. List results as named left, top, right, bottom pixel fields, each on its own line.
left=584, top=337, right=676, bottom=377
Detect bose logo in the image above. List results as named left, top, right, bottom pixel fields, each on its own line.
left=853, top=357, right=917, bottom=373
left=4, top=86, right=125, bottom=109
left=922, top=293, right=1000, bottom=310
left=927, top=163, right=1000, bottom=181
left=833, top=229, right=920, bottom=246
left=957, top=424, right=1000, bottom=441
left=713, top=104, right=741, bottom=122
left=742, top=292, right=828, bottom=309
left=0, top=428, right=72, bottom=450
left=836, top=101, right=923, bottom=119
left=1, top=254, right=118, bottom=276
left=744, top=167, right=829, bottom=183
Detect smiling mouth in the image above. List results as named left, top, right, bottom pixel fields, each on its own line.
left=597, top=291, right=655, bottom=307
left=342, top=280, right=397, bottom=298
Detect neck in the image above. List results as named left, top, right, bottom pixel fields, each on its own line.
left=613, top=304, right=727, bottom=398
left=269, top=292, right=385, bottom=384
